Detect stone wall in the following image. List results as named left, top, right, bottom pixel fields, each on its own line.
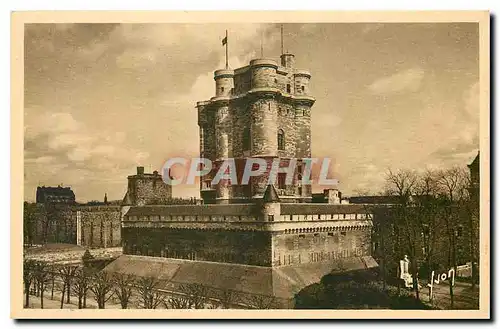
left=24, top=203, right=122, bottom=248
left=272, top=228, right=371, bottom=266
left=121, top=225, right=371, bottom=269
left=78, top=206, right=121, bottom=248
left=122, top=227, right=273, bottom=266
left=27, top=204, right=76, bottom=245
left=128, top=172, right=173, bottom=206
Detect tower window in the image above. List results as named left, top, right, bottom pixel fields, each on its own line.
left=278, top=173, right=286, bottom=189
left=221, top=87, right=224, bottom=93
left=242, top=127, right=251, bottom=151
left=277, top=129, right=285, bottom=150
left=301, top=86, right=305, bottom=92
left=286, top=84, right=291, bottom=93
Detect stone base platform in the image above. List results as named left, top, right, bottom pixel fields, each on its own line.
left=103, top=255, right=378, bottom=308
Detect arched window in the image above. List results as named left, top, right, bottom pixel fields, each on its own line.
left=242, top=127, right=251, bottom=151
left=277, top=129, right=285, bottom=150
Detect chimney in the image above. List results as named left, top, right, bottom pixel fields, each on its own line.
left=137, top=166, right=145, bottom=175
left=280, top=53, right=295, bottom=69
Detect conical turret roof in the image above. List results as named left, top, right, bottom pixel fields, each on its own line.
left=121, top=191, right=133, bottom=206
left=263, top=184, right=280, bottom=203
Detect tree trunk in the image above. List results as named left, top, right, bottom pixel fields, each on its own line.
left=448, top=244, right=454, bottom=309
left=397, top=264, right=401, bottom=296
left=24, top=281, right=30, bottom=308
left=51, top=277, right=55, bottom=300
left=78, top=295, right=82, bottom=309
left=66, top=282, right=70, bottom=303
left=60, top=284, right=65, bottom=309
left=83, top=293, right=87, bottom=308
left=411, top=250, right=420, bottom=301
left=470, top=227, right=476, bottom=289
left=98, top=296, right=105, bottom=309
left=40, top=283, right=44, bottom=309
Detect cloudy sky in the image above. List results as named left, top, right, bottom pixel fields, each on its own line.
left=24, top=23, right=479, bottom=202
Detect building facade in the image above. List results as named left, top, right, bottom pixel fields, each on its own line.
left=36, top=186, right=76, bottom=204
left=122, top=166, right=173, bottom=206
left=197, top=54, right=315, bottom=204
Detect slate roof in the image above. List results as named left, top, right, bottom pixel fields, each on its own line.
left=36, top=186, right=75, bottom=203
left=121, top=191, right=133, bottom=206
left=468, top=151, right=479, bottom=169
left=262, top=184, right=280, bottom=203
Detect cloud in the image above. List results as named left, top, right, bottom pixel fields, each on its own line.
left=428, top=81, right=479, bottom=165
left=368, top=68, right=425, bottom=94
left=24, top=111, right=150, bottom=200
left=112, top=23, right=270, bottom=71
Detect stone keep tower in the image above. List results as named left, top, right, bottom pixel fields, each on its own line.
left=197, top=53, right=315, bottom=204
left=121, top=166, right=173, bottom=206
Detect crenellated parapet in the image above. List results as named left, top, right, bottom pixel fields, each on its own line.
left=122, top=203, right=373, bottom=230
left=196, top=53, right=317, bottom=204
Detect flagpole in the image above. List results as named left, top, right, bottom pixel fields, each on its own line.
left=281, top=24, right=284, bottom=55
left=260, top=30, right=264, bottom=57
left=225, top=30, right=228, bottom=69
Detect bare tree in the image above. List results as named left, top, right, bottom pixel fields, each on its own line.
left=436, top=166, right=469, bottom=309
left=245, top=294, right=279, bottom=309
left=23, top=259, right=35, bottom=308
left=385, top=169, right=421, bottom=300
left=58, top=265, right=77, bottom=308
left=166, top=296, right=191, bottom=309
left=90, top=271, right=115, bottom=309
left=112, top=273, right=135, bottom=309
left=217, top=289, right=240, bottom=309
left=179, top=283, right=210, bottom=309
left=71, top=267, right=91, bottom=309
left=412, top=170, right=442, bottom=283
left=33, top=262, right=51, bottom=309
left=136, top=276, right=165, bottom=309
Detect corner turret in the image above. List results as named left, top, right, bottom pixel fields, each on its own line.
left=260, top=184, right=281, bottom=221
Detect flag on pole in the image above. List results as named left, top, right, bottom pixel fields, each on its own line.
left=223, top=30, right=228, bottom=69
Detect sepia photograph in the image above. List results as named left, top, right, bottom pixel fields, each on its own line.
left=11, top=11, right=490, bottom=319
